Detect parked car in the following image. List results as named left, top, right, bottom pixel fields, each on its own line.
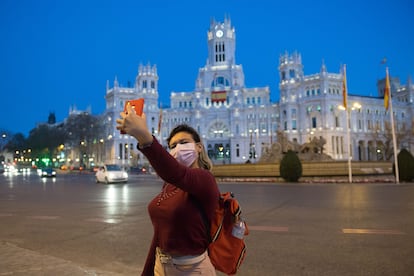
left=41, top=168, right=57, bottom=177
left=129, top=166, right=148, bottom=174
left=95, top=164, right=128, bottom=184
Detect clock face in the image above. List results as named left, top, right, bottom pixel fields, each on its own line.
left=216, top=30, right=223, bottom=38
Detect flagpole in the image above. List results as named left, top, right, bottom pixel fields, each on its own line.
left=386, top=67, right=400, bottom=183
left=343, top=65, right=352, bottom=183
left=158, top=103, right=163, bottom=142
left=346, top=107, right=352, bottom=183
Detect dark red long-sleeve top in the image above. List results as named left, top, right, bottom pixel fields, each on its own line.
left=139, top=137, right=220, bottom=276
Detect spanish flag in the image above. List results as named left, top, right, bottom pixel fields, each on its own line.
left=342, top=65, right=348, bottom=109
left=384, top=68, right=390, bottom=111
left=211, top=90, right=227, bottom=103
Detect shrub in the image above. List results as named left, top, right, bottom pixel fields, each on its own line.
left=393, top=149, right=414, bottom=182
left=280, top=150, right=302, bottom=182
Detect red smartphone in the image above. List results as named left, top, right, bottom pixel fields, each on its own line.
left=121, top=98, right=144, bottom=134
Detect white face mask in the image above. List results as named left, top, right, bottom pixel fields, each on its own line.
left=170, top=142, right=198, bottom=167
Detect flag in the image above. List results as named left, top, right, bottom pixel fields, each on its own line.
left=384, top=68, right=390, bottom=111
left=211, top=90, right=227, bottom=103
left=342, top=65, right=348, bottom=109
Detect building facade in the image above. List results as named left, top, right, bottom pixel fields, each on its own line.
left=102, top=18, right=414, bottom=167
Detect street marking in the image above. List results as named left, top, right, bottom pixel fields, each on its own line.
left=342, top=228, right=406, bottom=235
left=85, top=218, right=120, bottom=224
left=249, top=225, right=289, bottom=232
left=0, top=213, right=13, bottom=217
left=28, top=215, right=59, bottom=220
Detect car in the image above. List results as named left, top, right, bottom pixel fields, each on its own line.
left=41, top=168, right=57, bottom=177
left=129, top=166, right=148, bottom=174
left=95, top=164, right=128, bottom=184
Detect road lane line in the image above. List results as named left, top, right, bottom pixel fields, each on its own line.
left=342, top=228, right=406, bottom=235
left=0, top=213, right=13, bottom=217
left=28, top=215, right=59, bottom=220
left=85, top=218, right=120, bottom=224
left=249, top=225, right=289, bottom=232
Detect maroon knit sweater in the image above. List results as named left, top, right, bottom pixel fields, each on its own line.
left=139, top=138, right=220, bottom=276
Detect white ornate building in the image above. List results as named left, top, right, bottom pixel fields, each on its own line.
left=102, top=18, right=414, bottom=167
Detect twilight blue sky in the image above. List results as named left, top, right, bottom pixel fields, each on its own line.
left=1, top=0, right=413, bottom=136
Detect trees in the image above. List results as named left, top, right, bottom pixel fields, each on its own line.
left=371, top=121, right=412, bottom=161
left=2, top=132, right=26, bottom=163
left=64, top=112, right=105, bottom=168
left=279, top=150, right=302, bottom=182
left=394, top=149, right=414, bottom=182
left=26, top=124, right=66, bottom=166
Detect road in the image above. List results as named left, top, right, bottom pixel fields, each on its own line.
left=0, top=171, right=413, bottom=275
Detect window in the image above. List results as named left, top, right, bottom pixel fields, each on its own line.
left=281, top=71, right=286, bottom=80
left=292, top=120, right=297, bottom=130
left=289, top=69, right=295, bottom=78
left=151, top=81, right=155, bottom=89
left=215, top=42, right=225, bottom=63
left=312, top=117, right=317, bottom=128
left=142, top=80, right=147, bottom=88
left=335, top=116, right=340, bottom=127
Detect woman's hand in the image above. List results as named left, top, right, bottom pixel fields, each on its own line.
left=116, top=103, right=153, bottom=145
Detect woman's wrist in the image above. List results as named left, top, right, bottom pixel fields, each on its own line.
left=136, top=134, right=154, bottom=149
left=138, top=139, right=153, bottom=149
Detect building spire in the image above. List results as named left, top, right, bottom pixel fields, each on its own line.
left=320, top=59, right=327, bottom=74
left=114, top=76, right=119, bottom=88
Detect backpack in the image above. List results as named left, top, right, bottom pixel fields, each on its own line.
left=202, top=192, right=249, bottom=275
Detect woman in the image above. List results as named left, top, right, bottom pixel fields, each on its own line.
left=117, top=104, right=219, bottom=276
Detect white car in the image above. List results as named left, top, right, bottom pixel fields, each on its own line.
left=95, top=164, right=128, bottom=184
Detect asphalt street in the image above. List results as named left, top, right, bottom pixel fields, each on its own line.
left=0, top=172, right=413, bottom=275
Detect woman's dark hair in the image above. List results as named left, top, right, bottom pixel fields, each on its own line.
left=166, top=124, right=212, bottom=171
left=167, top=124, right=201, bottom=145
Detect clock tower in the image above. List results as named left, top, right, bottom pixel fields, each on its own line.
left=207, top=17, right=236, bottom=66
left=195, top=17, right=245, bottom=92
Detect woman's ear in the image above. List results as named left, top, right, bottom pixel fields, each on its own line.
left=195, top=142, right=203, bottom=153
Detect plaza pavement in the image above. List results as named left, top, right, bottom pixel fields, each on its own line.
left=0, top=241, right=121, bottom=276
left=0, top=174, right=405, bottom=275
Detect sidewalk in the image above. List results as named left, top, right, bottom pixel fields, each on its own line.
left=0, top=242, right=121, bottom=276
left=216, top=175, right=399, bottom=183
